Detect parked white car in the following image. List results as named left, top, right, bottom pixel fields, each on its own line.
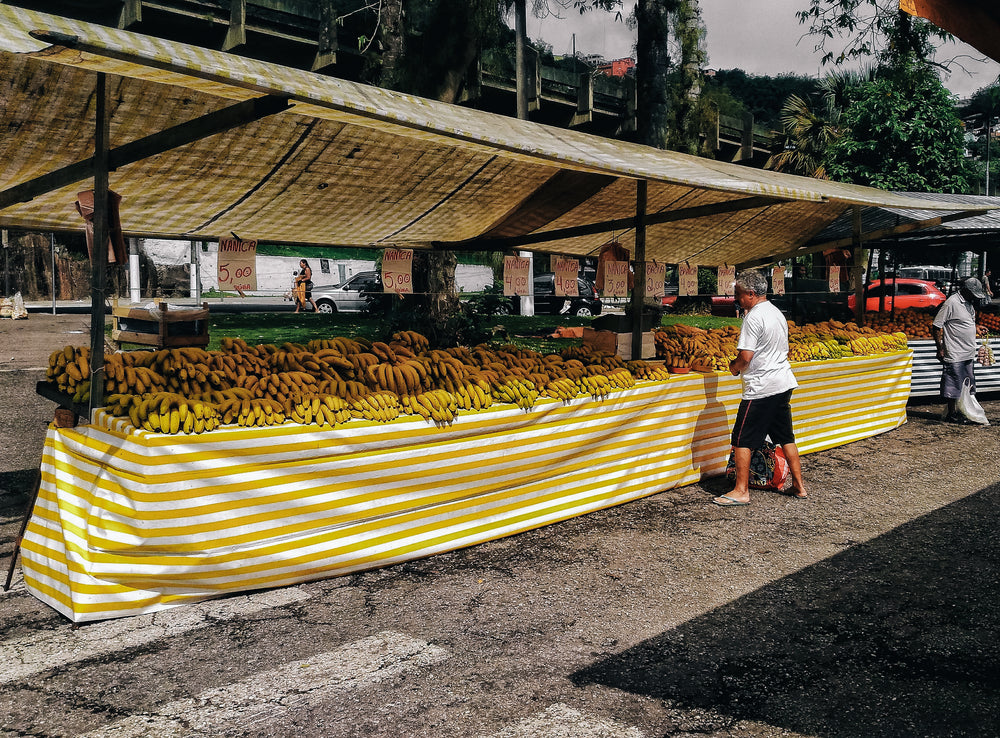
left=313, top=271, right=382, bottom=313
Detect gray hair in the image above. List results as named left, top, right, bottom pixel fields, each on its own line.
left=735, top=269, right=768, bottom=297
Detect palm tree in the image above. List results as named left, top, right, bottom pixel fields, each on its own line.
left=766, top=68, right=873, bottom=178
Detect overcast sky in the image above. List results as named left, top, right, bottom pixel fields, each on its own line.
left=518, top=0, right=1000, bottom=100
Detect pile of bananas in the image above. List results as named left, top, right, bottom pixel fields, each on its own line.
left=48, top=329, right=696, bottom=435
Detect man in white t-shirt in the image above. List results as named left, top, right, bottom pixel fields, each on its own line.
left=713, top=270, right=808, bottom=506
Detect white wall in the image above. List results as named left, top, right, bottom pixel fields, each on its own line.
left=140, top=240, right=496, bottom=296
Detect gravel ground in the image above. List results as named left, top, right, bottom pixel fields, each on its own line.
left=1, top=313, right=998, bottom=737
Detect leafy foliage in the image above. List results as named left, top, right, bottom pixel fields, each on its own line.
left=796, top=0, right=949, bottom=67
left=706, top=70, right=820, bottom=131
left=824, top=61, right=975, bottom=192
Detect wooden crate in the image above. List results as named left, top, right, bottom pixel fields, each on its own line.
left=111, top=300, right=210, bottom=348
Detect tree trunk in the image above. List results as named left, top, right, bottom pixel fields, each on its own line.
left=635, top=0, right=675, bottom=149
left=376, top=0, right=406, bottom=90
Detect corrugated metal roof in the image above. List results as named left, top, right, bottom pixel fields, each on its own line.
left=0, top=6, right=992, bottom=266
left=807, top=192, right=1000, bottom=246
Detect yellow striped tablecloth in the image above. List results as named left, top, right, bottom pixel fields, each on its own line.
left=21, top=351, right=911, bottom=622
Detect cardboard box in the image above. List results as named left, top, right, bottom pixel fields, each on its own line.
left=583, top=327, right=656, bottom=361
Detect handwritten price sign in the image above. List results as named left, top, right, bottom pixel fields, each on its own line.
left=645, top=262, right=666, bottom=297
left=772, top=267, right=785, bottom=296
left=679, top=263, right=698, bottom=296
left=554, top=257, right=579, bottom=296
left=503, top=255, right=531, bottom=296
left=382, top=248, right=414, bottom=294
left=218, top=237, right=258, bottom=292
left=717, top=265, right=736, bottom=296
left=603, top=261, right=629, bottom=298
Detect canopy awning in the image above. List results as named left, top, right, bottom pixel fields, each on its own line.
left=0, top=6, right=991, bottom=267
left=901, top=0, right=1000, bottom=64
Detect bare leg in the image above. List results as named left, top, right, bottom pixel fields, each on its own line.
left=714, top=446, right=752, bottom=505
left=781, top=442, right=807, bottom=498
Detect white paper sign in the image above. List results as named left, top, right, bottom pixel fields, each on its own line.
left=603, top=261, right=629, bottom=298
left=645, top=262, right=666, bottom=298
left=679, top=263, right=698, bottom=297
left=772, top=267, right=785, bottom=296
left=503, top=255, right=531, bottom=296
left=717, top=265, right=736, bottom=296
left=217, top=237, right=258, bottom=292
left=829, top=266, right=841, bottom=293
left=553, top=258, right=579, bottom=296
left=382, top=248, right=414, bottom=294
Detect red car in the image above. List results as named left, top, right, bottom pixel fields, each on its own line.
left=847, top=278, right=947, bottom=312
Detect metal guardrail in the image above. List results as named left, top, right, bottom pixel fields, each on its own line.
left=908, top=339, right=1000, bottom=397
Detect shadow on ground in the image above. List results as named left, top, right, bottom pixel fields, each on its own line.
left=572, top=485, right=1000, bottom=737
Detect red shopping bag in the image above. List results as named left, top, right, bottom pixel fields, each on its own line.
left=725, top=441, right=790, bottom=491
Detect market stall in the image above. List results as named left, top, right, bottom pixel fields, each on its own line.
left=22, top=351, right=911, bottom=623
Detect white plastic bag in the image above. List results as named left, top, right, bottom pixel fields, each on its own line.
left=957, top=378, right=989, bottom=425
left=10, top=292, right=28, bottom=320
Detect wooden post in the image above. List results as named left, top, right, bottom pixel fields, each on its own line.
left=223, top=0, right=247, bottom=51
left=631, top=179, right=648, bottom=360
left=88, top=73, right=110, bottom=416
left=851, top=206, right=865, bottom=326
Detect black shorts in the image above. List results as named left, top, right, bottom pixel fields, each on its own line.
left=731, top=389, right=796, bottom=449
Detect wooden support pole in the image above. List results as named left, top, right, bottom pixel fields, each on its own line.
left=851, top=206, right=865, bottom=326
left=631, top=180, right=648, bottom=360
left=88, top=73, right=110, bottom=415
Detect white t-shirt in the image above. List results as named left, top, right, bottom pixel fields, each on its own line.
left=736, top=300, right=798, bottom=399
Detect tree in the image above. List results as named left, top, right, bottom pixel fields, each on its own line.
left=824, top=60, right=974, bottom=192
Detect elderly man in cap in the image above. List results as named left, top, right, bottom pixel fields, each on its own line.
left=931, top=276, right=990, bottom=422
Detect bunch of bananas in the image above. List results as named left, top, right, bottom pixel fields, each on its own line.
left=351, top=391, right=401, bottom=422
left=288, top=394, right=352, bottom=426
left=494, top=378, right=538, bottom=410
left=222, top=397, right=286, bottom=428
left=626, top=360, right=671, bottom=382
left=578, top=373, right=612, bottom=400
left=403, top=389, right=459, bottom=425
left=605, top=367, right=636, bottom=390
left=452, top=379, right=492, bottom=411
left=107, top=392, right=221, bottom=434
left=543, top=377, right=580, bottom=402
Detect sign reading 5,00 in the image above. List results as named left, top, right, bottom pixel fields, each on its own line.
left=382, top=248, right=414, bottom=294
left=218, top=237, right=258, bottom=292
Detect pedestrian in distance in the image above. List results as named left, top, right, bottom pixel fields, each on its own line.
left=983, top=269, right=994, bottom=300
left=931, top=276, right=990, bottom=422
left=713, top=269, right=808, bottom=507
left=293, top=259, right=318, bottom=313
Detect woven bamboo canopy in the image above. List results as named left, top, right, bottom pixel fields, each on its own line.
left=0, top=5, right=992, bottom=271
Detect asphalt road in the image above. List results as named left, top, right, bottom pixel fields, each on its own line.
left=1, top=312, right=999, bottom=737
